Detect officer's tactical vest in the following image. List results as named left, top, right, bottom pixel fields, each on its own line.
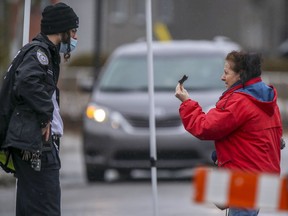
left=0, top=41, right=48, bottom=173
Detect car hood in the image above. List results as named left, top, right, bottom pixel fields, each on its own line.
left=91, top=89, right=223, bottom=118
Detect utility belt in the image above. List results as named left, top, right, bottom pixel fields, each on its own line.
left=13, top=134, right=61, bottom=171
left=43, top=134, right=61, bottom=151
left=52, top=134, right=61, bottom=150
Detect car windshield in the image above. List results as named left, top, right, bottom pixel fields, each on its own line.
left=99, top=54, right=225, bottom=92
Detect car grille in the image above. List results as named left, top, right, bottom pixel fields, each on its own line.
left=124, top=115, right=182, bottom=128
left=114, top=150, right=200, bottom=160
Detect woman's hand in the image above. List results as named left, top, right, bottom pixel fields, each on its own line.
left=175, top=83, right=190, bottom=102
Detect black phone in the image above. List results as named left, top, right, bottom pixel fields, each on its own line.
left=178, top=75, right=188, bottom=84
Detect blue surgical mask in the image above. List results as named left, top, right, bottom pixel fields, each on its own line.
left=60, top=37, right=77, bottom=53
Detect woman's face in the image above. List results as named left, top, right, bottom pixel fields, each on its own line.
left=221, top=60, right=240, bottom=89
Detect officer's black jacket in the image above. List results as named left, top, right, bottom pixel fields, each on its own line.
left=3, top=33, right=60, bottom=152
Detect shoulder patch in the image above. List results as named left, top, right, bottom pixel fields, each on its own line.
left=37, top=49, right=49, bottom=65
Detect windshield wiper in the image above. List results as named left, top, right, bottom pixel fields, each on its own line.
left=185, top=86, right=223, bottom=91
left=100, top=87, right=148, bottom=92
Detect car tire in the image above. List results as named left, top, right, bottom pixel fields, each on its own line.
left=86, top=165, right=105, bottom=182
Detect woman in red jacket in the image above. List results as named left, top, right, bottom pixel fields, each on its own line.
left=175, top=51, right=282, bottom=216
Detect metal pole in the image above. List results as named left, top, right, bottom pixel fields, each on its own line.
left=23, top=0, right=31, bottom=46
left=94, top=0, right=102, bottom=71
left=15, top=1, right=31, bottom=215
left=145, top=1, right=159, bottom=216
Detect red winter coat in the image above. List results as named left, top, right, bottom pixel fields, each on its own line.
left=179, top=77, right=282, bottom=174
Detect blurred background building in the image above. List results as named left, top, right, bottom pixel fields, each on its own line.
left=1, top=0, right=288, bottom=126
left=1, top=0, right=288, bottom=71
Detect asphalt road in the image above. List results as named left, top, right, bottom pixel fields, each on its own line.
left=0, top=131, right=287, bottom=216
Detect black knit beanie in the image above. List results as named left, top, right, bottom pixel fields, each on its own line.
left=41, top=2, right=79, bottom=34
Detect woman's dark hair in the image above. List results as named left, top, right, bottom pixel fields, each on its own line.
left=225, top=51, right=262, bottom=85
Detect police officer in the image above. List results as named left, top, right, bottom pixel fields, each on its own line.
left=2, top=2, right=79, bottom=215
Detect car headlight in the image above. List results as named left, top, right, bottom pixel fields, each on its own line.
left=86, top=105, right=108, bottom=123
left=85, top=103, right=133, bottom=131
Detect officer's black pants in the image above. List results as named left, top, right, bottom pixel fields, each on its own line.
left=12, top=146, right=61, bottom=216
